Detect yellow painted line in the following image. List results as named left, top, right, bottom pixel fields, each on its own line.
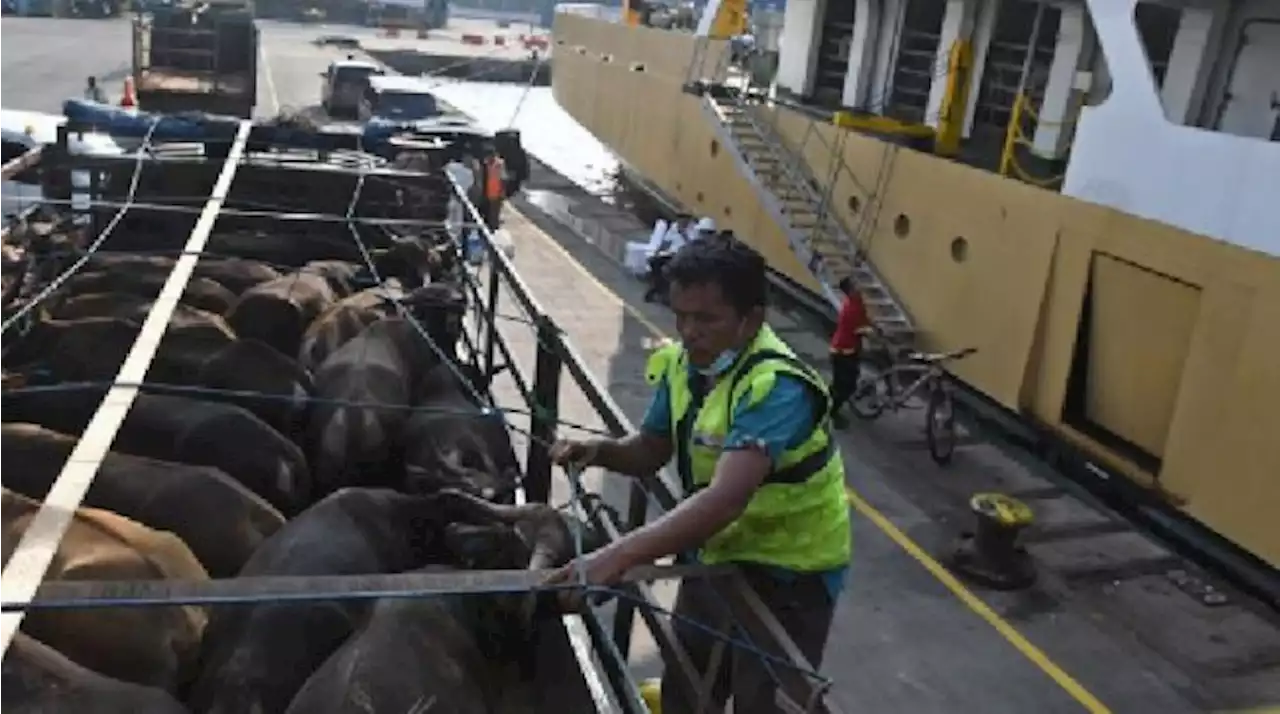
left=519, top=208, right=1112, bottom=714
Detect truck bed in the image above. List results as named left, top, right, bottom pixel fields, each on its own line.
left=138, top=69, right=252, bottom=94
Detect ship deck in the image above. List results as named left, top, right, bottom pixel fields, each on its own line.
left=492, top=162, right=1280, bottom=713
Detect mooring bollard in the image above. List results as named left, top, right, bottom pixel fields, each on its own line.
left=948, top=492, right=1037, bottom=590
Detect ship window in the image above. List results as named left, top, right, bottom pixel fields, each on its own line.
left=950, top=236, right=968, bottom=262
left=631, top=63, right=647, bottom=72
left=893, top=213, right=911, bottom=238
left=846, top=195, right=861, bottom=214
left=601, top=54, right=614, bottom=63
left=696, top=191, right=705, bottom=203
left=723, top=205, right=732, bottom=217
left=709, top=139, right=719, bottom=157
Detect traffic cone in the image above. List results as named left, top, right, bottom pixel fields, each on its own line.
left=120, top=76, right=137, bottom=109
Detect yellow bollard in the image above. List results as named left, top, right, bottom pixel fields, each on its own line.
left=640, top=678, right=662, bottom=713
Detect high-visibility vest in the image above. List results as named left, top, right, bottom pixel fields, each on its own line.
left=646, top=324, right=852, bottom=572
left=485, top=157, right=505, bottom=201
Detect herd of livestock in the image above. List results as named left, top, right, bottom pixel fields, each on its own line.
left=0, top=178, right=607, bottom=711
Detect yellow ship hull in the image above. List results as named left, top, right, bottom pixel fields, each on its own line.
left=551, top=15, right=1280, bottom=570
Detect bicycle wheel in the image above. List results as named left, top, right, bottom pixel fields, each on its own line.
left=926, top=382, right=957, bottom=465
left=850, top=375, right=888, bottom=420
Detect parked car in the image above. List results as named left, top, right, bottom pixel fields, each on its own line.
left=320, top=58, right=384, bottom=118
left=357, top=74, right=441, bottom=123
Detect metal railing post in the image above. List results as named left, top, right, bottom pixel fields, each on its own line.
left=483, top=244, right=501, bottom=379
left=525, top=314, right=562, bottom=504
left=610, top=479, right=651, bottom=657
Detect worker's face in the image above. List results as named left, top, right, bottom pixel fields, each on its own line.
left=669, top=280, right=762, bottom=368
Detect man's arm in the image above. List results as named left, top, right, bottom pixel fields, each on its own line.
left=607, top=376, right=816, bottom=564
left=587, top=377, right=675, bottom=477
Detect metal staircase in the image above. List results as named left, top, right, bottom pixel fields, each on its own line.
left=690, top=81, right=916, bottom=343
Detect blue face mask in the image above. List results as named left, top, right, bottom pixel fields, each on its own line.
left=696, top=348, right=740, bottom=377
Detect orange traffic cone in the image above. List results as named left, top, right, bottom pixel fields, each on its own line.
left=120, top=76, right=137, bottom=109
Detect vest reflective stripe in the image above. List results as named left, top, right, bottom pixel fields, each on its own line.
left=646, top=325, right=852, bottom=572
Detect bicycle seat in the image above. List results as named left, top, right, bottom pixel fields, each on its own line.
left=908, top=347, right=978, bottom=364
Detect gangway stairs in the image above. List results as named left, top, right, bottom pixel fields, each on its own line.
left=686, top=76, right=916, bottom=343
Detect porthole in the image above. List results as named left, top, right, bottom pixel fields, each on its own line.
left=893, top=214, right=911, bottom=238
left=696, top=191, right=705, bottom=203
left=950, top=236, right=969, bottom=263
left=723, top=205, right=732, bottom=217
left=847, top=195, right=861, bottom=214
left=709, top=139, right=720, bottom=158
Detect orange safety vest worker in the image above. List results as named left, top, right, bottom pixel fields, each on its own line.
left=485, top=156, right=505, bottom=202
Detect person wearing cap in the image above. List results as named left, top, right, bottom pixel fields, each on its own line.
left=689, top=216, right=717, bottom=242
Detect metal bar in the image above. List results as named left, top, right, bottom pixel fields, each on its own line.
left=484, top=251, right=502, bottom=379
left=0, top=120, right=253, bottom=659
left=34, top=197, right=475, bottom=229
left=3, top=563, right=733, bottom=612
left=720, top=572, right=844, bottom=714
left=576, top=607, right=651, bottom=714
left=1, top=146, right=43, bottom=181
left=610, top=478, right=651, bottom=658
left=525, top=315, right=563, bottom=504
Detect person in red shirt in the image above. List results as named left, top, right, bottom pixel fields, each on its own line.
left=829, top=277, right=869, bottom=428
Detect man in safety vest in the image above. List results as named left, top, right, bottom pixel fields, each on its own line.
left=547, top=234, right=851, bottom=714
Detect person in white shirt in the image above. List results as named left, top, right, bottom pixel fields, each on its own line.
left=644, top=214, right=694, bottom=303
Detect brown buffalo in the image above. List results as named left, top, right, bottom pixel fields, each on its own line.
left=2, top=488, right=208, bottom=693
left=296, top=283, right=404, bottom=372
left=226, top=271, right=340, bottom=359
left=61, top=270, right=236, bottom=316
left=83, top=253, right=284, bottom=296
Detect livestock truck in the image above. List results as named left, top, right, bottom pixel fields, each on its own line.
left=131, top=0, right=259, bottom=118
left=0, top=107, right=842, bottom=713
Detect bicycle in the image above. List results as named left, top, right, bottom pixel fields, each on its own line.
left=849, top=331, right=977, bottom=466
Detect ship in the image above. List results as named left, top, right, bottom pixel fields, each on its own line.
left=548, top=0, right=1280, bottom=575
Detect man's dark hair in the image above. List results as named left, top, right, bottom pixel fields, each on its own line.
left=665, top=233, right=768, bottom=314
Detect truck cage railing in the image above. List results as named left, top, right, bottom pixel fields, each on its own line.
left=0, top=119, right=843, bottom=714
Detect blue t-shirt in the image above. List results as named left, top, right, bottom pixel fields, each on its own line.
left=642, top=367, right=850, bottom=601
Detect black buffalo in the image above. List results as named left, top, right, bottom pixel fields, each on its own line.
left=2, top=386, right=310, bottom=515
left=186, top=488, right=449, bottom=714
left=2, top=633, right=190, bottom=714
left=2, top=423, right=285, bottom=578
left=307, top=283, right=467, bottom=495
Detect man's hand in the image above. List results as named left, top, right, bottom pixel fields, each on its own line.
left=542, top=542, right=640, bottom=611
left=549, top=439, right=600, bottom=468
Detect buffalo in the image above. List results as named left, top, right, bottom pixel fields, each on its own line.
left=403, top=360, right=521, bottom=501
left=2, top=423, right=285, bottom=577
left=283, top=489, right=608, bottom=714
left=297, top=282, right=404, bottom=372
left=226, top=270, right=342, bottom=359
left=2, top=488, right=209, bottom=693
left=2, top=633, right=190, bottom=714
left=2, top=386, right=310, bottom=515
left=0, top=152, right=606, bottom=714
left=307, top=283, right=468, bottom=495
left=186, top=487, right=449, bottom=714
